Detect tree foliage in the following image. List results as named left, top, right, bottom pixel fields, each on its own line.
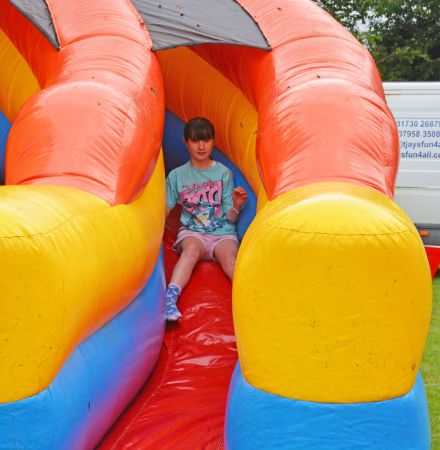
left=315, top=0, right=440, bottom=81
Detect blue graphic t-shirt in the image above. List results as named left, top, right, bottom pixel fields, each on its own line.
left=166, top=161, right=236, bottom=235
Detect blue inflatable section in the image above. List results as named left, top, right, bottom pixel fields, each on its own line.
left=0, top=250, right=166, bottom=450
left=225, top=364, right=430, bottom=450
left=162, top=110, right=256, bottom=241
left=0, top=111, right=11, bottom=184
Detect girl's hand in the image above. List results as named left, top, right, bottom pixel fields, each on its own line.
left=232, top=187, right=248, bottom=209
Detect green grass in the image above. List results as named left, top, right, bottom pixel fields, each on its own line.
left=422, top=275, right=440, bottom=449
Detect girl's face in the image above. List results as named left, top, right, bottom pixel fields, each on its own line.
left=185, top=137, right=215, bottom=165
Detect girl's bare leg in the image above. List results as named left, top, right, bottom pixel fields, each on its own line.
left=166, top=236, right=205, bottom=321
left=213, top=239, right=239, bottom=281
left=170, top=236, right=205, bottom=288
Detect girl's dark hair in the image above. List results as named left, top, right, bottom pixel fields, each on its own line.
left=184, top=117, right=215, bottom=141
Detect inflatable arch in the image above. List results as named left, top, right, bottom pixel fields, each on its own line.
left=0, top=0, right=432, bottom=448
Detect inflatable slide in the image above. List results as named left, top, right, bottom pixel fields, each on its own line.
left=0, top=0, right=432, bottom=448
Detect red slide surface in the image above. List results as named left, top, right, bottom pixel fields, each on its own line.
left=99, top=210, right=237, bottom=449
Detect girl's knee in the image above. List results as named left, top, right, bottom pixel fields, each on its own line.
left=222, top=253, right=237, bottom=273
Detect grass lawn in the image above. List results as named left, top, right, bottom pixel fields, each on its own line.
left=422, top=274, right=440, bottom=449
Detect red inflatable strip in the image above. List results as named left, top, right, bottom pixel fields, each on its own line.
left=98, top=209, right=237, bottom=449
left=425, top=246, right=440, bottom=278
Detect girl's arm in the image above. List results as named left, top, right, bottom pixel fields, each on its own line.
left=226, top=187, right=248, bottom=223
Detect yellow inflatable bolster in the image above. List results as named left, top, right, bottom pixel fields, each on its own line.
left=0, top=154, right=165, bottom=403
left=233, top=182, right=432, bottom=404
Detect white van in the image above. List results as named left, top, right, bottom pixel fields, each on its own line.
left=384, top=82, right=440, bottom=275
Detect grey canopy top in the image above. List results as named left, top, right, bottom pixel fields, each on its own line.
left=10, top=0, right=270, bottom=51
left=132, top=0, right=270, bottom=50
left=10, top=0, right=59, bottom=49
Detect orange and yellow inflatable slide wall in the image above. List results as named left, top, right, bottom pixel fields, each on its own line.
left=0, top=0, right=432, bottom=448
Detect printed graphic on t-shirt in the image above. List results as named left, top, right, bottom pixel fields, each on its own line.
left=179, top=180, right=228, bottom=232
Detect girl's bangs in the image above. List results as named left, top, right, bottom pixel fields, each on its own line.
left=189, top=126, right=213, bottom=141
